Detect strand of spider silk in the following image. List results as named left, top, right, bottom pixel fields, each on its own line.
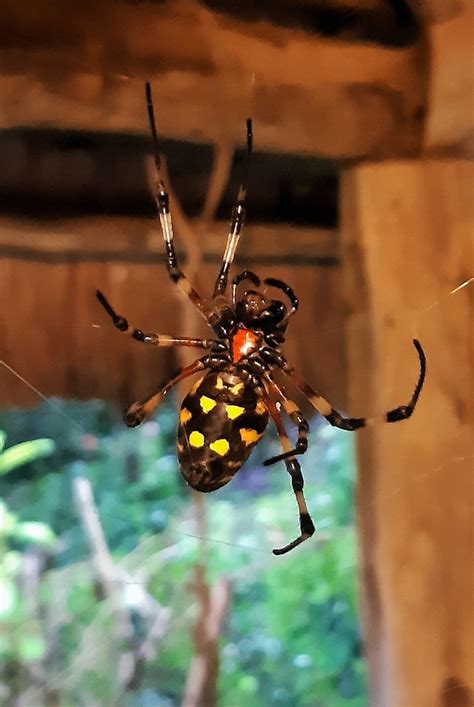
left=0, top=358, right=270, bottom=553
left=1, top=354, right=459, bottom=555
left=27, top=500, right=326, bottom=695
left=0, top=359, right=85, bottom=434
left=301, top=276, right=474, bottom=341
left=415, top=276, right=473, bottom=318
left=26, top=534, right=270, bottom=697
left=410, top=276, right=473, bottom=339
left=0, top=362, right=279, bottom=695
left=363, top=454, right=472, bottom=514
left=30, top=543, right=342, bottom=703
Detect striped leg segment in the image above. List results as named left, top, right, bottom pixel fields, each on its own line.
left=262, top=376, right=310, bottom=466
left=145, top=82, right=213, bottom=323
left=125, top=357, right=208, bottom=428
left=282, top=339, right=426, bottom=431
left=263, top=387, right=315, bottom=555
left=231, top=270, right=261, bottom=306
left=96, top=290, right=214, bottom=349
left=213, top=119, right=253, bottom=299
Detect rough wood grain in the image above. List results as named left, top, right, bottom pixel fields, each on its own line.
left=0, top=256, right=346, bottom=411
left=341, top=159, right=473, bottom=707
left=0, top=216, right=338, bottom=265
left=0, top=0, right=424, bottom=158
left=424, top=2, right=474, bottom=154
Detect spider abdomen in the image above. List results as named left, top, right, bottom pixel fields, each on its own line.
left=177, top=370, right=269, bottom=492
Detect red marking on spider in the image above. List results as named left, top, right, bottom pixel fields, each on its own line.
left=232, top=328, right=259, bottom=362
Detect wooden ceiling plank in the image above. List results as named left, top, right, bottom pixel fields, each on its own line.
left=0, top=0, right=424, bottom=159
left=0, top=216, right=339, bottom=264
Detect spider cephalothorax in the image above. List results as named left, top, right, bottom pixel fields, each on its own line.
left=96, top=82, right=426, bottom=555
left=236, top=288, right=285, bottom=327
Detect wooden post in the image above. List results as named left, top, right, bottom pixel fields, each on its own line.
left=341, top=160, right=473, bottom=707
left=421, top=1, right=474, bottom=155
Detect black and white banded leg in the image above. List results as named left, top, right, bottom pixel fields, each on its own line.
left=231, top=270, right=261, bottom=306
left=263, top=387, right=315, bottom=555
left=96, top=290, right=214, bottom=349
left=262, top=375, right=310, bottom=466
left=213, top=119, right=253, bottom=299
left=125, top=357, right=210, bottom=428
left=145, top=82, right=214, bottom=323
left=282, top=339, right=426, bottom=431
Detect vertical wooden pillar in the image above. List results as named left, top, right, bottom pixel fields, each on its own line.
left=341, top=160, right=473, bottom=707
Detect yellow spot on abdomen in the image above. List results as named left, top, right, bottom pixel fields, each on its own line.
left=225, top=404, right=245, bottom=420
left=240, top=428, right=261, bottom=445
left=180, top=407, right=192, bottom=424
left=210, top=438, right=230, bottom=456
left=215, top=376, right=224, bottom=390
left=200, top=395, right=217, bottom=413
left=255, top=400, right=266, bottom=415
left=189, top=430, right=205, bottom=448
left=230, top=382, right=244, bottom=395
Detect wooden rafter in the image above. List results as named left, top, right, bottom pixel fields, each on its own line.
left=0, top=217, right=338, bottom=266
left=0, top=0, right=425, bottom=159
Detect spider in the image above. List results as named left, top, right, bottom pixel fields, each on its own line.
left=96, top=82, right=426, bottom=555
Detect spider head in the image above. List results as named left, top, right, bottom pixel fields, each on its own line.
left=235, top=289, right=287, bottom=331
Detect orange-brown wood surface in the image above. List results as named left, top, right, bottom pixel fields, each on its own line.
left=342, top=159, right=473, bottom=707
left=0, top=253, right=347, bottom=414
left=0, top=0, right=424, bottom=159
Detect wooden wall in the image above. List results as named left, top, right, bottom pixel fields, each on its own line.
left=0, top=2, right=472, bottom=705
left=342, top=158, right=473, bottom=707
left=0, top=230, right=346, bottom=411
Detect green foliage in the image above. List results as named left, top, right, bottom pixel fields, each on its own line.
left=0, top=402, right=366, bottom=706
left=0, top=437, right=55, bottom=477
left=0, top=432, right=57, bottom=682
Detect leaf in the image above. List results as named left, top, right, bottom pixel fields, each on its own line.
left=0, top=438, right=55, bottom=476
left=0, top=577, right=18, bottom=618
left=13, top=521, right=57, bottom=549
left=0, top=633, right=12, bottom=657
left=0, top=500, right=17, bottom=538
left=2, top=551, right=22, bottom=576
left=0, top=431, right=6, bottom=453
left=17, top=634, right=46, bottom=662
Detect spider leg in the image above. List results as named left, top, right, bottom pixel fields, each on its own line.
left=280, top=339, right=426, bottom=431
left=124, top=356, right=214, bottom=427
left=231, top=270, right=261, bottom=307
left=263, top=277, right=299, bottom=322
left=145, top=82, right=214, bottom=323
left=96, top=290, right=214, bottom=349
left=262, top=374, right=309, bottom=465
left=262, top=385, right=315, bottom=555
left=213, top=119, right=253, bottom=299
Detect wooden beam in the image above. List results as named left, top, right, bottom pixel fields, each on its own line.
left=405, top=0, right=473, bottom=154
left=424, top=3, right=474, bottom=154
left=0, top=0, right=424, bottom=158
left=0, top=216, right=339, bottom=266
left=0, top=254, right=347, bottom=409
left=342, top=159, right=473, bottom=706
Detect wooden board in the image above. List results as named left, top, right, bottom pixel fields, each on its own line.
left=341, top=159, right=473, bottom=707
left=0, top=255, right=347, bottom=411
left=0, top=0, right=424, bottom=159
left=0, top=216, right=338, bottom=266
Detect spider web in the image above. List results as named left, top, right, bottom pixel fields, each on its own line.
left=0, top=276, right=471, bottom=705
left=2, top=275, right=471, bottom=530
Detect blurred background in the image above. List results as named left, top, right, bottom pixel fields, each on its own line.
left=0, top=1, right=472, bottom=706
